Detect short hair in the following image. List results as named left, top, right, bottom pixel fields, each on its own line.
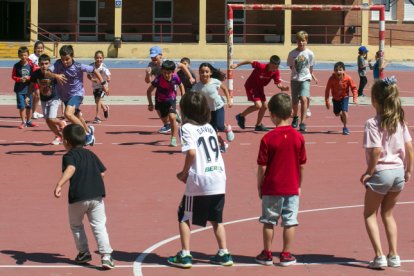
left=38, top=54, right=51, bottom=63
left=296, top=30, right=308, bottom=41
left=268, top=93, right=292, bottom=120
left=63, top=124, right=86, bottom=147
left=334, top=61, right=345, bottom=71
left=269, top=55, right=281, bottom=65
left=34, top=40, right=44, bottom=49
left=161, top=60, right=176, bottom=71
left=179, top=92, right=211, bottom=125
left=180, top=57, right=191, bottom=64
left=95, top=50, right=104, bottom=58
left=59, top=45, right=74, bottom=57
left=18, top=46, right=29, bottom=55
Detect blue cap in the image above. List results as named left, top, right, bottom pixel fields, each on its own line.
left=358, top=46, right=368, bottom=53
left=149, top=46, right=162, bottom=58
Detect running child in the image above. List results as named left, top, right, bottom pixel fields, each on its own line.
left=177, top=57, right=196, bottom=93
left=360, top=76, right=413, bottom=269
left=11, top=46, right=38, bottom=129
left=324, top=62, right=358, bottom=135
left=232, top=55, right=289, bottom=131
left=255, top=93, right=306, bottom=267
left=369, top=50, right=387, bottom=81
left=54, top=124, right=115, bottom=269
left=191, top=62, right=234, bottom=152
left=357, top=46, right=369, bottom=97
left=168, top=92, right=233, bottom=268
left=29, top=40, right=45, bottom=119
left=29, top=54, right=67, bottom=145
left=48, top=45, right=108, bottom=146
left=287, top=30, right=316, bottom=132
left=87, top=50, right=111, bottom=124
left=147, top=60, right=184, bottom=147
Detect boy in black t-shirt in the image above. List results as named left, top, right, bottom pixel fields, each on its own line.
left=54, top=124, right=114, bottom=269
left=30, top=54, right=67, bottom=145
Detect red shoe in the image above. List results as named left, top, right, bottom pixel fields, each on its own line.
left=26, top=121, right=38, bottom=127
left=279, top=252, right=296, bottom=266
left=255, top=250, right=273, bottom=266
left=18, top=122, right=26, bottom=129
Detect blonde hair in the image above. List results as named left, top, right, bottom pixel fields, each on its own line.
left=371, top=79, right=405, bottom=134
left=296, top=30, right=308, bottom=41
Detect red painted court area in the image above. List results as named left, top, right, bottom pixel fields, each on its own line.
left=0, top=68, right=413, bottom=275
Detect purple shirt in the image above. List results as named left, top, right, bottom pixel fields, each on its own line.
left=151, top=74, right=181, bottom=102
left=53, top=60, right=94, bottom=101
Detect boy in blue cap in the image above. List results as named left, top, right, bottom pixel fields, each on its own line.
left=357, top=46, right=369, bottom=97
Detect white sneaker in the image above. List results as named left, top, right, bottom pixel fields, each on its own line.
left=33, top=112, right=44, bottom=119
left=387, top=255, right=401, bottom=267
left=306, top=108, right=312, bottom=118
left=51, top=136, right=62, bottom=145
left=225, top=125, right=235, bottom=142
left=368, top=255, right=387, bottom=269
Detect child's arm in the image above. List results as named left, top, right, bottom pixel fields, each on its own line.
left=257, top=165, right=266, bottom=199
left=311, top=70, right=318, bottom=84
left=360, top=147, right=382, bottom=185
left=147, top=85, right=155, bottom=111
left=276, top=82, right=289, bottom=92
left=145, top=67, right=152, bottom=84
left=324, top=79, right=331, bottom=109
left=230, top=60, right=252, bottom=69
left=349, top=78, right=358, bottom=104
left=91, top=68, right=109, bottom=95
left=178, top=83, right=185, bottom=96
left=11, top=66, right=24, bottom=83
left=404, top=141, right=414, bottom=182
left=220, top=83, right=233, bottom=108
left=177, top=63, right=195, bottom=84
left=44, top=71, right=67, bottom=85
left=54, top=165, right=76, bottom=198
left=299, top=165, right=304, bottom=196
left=177, top=149, right=196, bottom=183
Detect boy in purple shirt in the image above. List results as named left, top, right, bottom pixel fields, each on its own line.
left=147, top=60, right=184, bottom=147
left=48, top=45, right=108, bottom=146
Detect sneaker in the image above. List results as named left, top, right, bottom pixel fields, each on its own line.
left=167, top=252, right=193, bottom=268
left=306, top=108, right=312, bottom=118
left=387, top=255, right=401, bottom=268
left=85, top=134, right=95, bottom=146
left=93, top=117, right=102, bottom=124
left=175, top=110, right=182, bottom=124
left=235, top=113, right=245, bottom=129
left=358, top=94, right=366, bottom=97
left=26, top=120, right=38, bottom=127
left=255, top=124, right=269, bottom=132
left=103, top=105, right=109, bottom=119
left=368, top=255, right=387, bottom=269
left=342, top=127, right=350, bottom=135
left=299, top=123, right=307, bottom=132
left=159, top=124, right=171, bottom=134
left=101, top=255, right=115, bottom=269
left=279, top=252, right=297, bottom=267
left=33, top=112, right=44, bottom=119
left=75, top=251, right=92, bottom=264
left=51, top=136, right=62, bottom=145
left=225, top=125, right=235, bottom=142
left=170, top=136, right=177, bottom=147
left=291, top=116, right=299, bottom=128
left=220, top=142, right=229, bottom=153
left=255, top=250, right=273, bottom=266
left=88, top=125, right=95, bottom=136
left=18, top=122, right=26, bottom=129
left=210, top=252, right=234, bottom=266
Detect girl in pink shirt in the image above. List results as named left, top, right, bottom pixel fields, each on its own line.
left=361, top=76, right=414, bottom=269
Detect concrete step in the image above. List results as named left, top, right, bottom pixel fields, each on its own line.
left=0, top=42, right=31, bottom=58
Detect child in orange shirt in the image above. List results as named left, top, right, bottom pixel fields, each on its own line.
left=325, top=62, right=357, bottom=135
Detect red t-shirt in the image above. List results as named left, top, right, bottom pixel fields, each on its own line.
left=257, top=126, right=307, bottom=196
left=245, top=61, right=280, bottom=89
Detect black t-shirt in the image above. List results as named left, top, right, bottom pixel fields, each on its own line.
left=30, top=69, right=57, bottom=101
left=177, top=69, right=196, bottom=93
left=62, top=147, right=106, bottom=204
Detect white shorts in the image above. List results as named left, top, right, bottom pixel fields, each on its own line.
left=365, top=167, right=405, bottom=195
left=41, top=97, right=61, bottom=119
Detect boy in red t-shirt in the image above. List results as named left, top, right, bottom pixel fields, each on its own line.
left=255, top=93, right=307, bottom=266
left=231, top=55, right=289, bottom=131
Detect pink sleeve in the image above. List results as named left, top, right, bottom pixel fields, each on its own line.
left=403, top=123, right=412, bottom=143
left=363, top=119, right=382, bottom=148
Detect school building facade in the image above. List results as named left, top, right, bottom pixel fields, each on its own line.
left=1, top=0, right=414, bottom=60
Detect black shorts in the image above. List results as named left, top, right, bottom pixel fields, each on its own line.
left=93, top=88, right=105, bottom=100
left=155, top=100, right=176, bottom=118
left=177, top=194, right=225, bottom=227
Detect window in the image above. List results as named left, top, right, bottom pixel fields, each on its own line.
left=404, top=0, right=414, bottom=21
left=78, top=0, right=98, bottom=41
left=227, top=0, right=245, bottom=42
left=371, top=0, right=396, bottom=21
left=153, top=0, right=173, bottom=42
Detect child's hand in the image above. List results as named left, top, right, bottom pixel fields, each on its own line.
left=230, top=64, right=238, bottom=70
left=21, top=77, right=27, bottom=83
left=54, top=185, right=62, bottom=198
left=227, top=98, right=233, bottom=108
left=313, top=78, right=318, bottom=85
left=55, top=74, right=67, bottom=85
left=405, top=171, right=411, bottom=183
left=360, top=173, right=371, bottom=185
left=177, top=171, right=188, bottom=183
left=279, top=85, right=289, bottom=92
left=325, top=101, right=330, bottom=110
left=257, top=187, right=262, bottom=199
left=147, top=104, right=154, bottom=111
left=91, top=77, right=99, bottom=83
left=25, top=96, right=30, bottom=106
left=190, top=77, right=196, bottom=84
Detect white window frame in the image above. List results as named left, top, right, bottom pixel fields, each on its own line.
left=226, top=0, right=245, bottom=43
left=371, top=0, right=397, bottom=21
left=404, top=0, right=414, bottom=21
left=153, top=0, right=173, bottom=42
left=78, top=0, right=98, bottom=41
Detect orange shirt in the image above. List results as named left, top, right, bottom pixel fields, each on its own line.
left=325, top=73, right=357, bottom=103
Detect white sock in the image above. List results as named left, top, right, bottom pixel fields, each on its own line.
left=181, top=250, right=191, bottom=256
left=218, top=249, right=229, bottom=256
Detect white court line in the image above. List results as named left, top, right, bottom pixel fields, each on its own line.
left=133, top=201, right=414, bottom=275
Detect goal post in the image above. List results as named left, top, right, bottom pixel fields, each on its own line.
left=226, top=4, right=385, bottom=95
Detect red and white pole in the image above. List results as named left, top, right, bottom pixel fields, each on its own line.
left=227, top=6, right=234, bottom=97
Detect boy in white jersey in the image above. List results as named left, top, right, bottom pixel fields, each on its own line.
left=167, top=92, right=233, bottom=269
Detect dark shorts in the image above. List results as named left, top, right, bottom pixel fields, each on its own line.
left=155, top=99, right=176, bottom=118
left=177, top=194, right=225, bottom=227
left=64, top=96, right=83, bottom=116
left=333, top=97, right=349, bottom=114
left=245, top=86, right=266, bottom=102
left=93, top=88, right=105, bottom=100
left=210, top=107, right=225, bottom=132
left=16, top=93, right=32, bottom=109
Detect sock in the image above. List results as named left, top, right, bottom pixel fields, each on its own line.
left=181, top=250, right=190, bottom=256
left=218, top=248, right=229, bottom=256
